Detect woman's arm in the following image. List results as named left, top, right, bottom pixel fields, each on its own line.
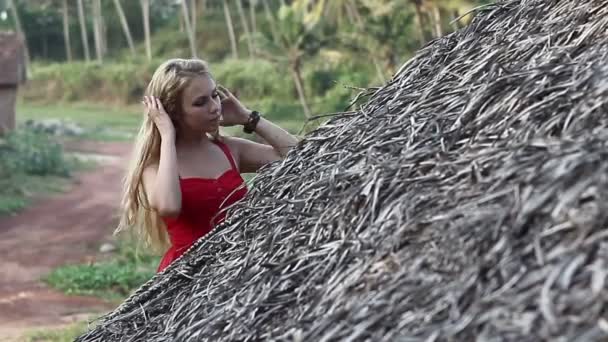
left=227, top=115, right=299, bottom=173
left=143, top=135, right=181, bottom=217
left=142, top=96, right=181, bottom=217
left=218, top=86, right=299, bottom=173
left=246, top=114, right=299, bottom=157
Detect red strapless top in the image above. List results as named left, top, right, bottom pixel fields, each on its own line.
left=157, top=140, right=247, bottom=272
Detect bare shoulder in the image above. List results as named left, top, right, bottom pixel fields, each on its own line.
left=221, top=136, right=250, bottom=158
left=221, top=135, right=249, bottom=150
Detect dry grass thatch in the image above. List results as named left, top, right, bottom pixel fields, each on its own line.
left=78, top=0, right=608, bottom=340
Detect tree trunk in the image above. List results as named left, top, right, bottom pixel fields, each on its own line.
left=62, top=0, right=72, bottom=61
left=344, top=1, right=357, bottom=25
left=249, top=0, right=257, bottom=55
left=181, top=0, right=197, bottom=58
left=345, top=1, right=385, bottom=82
left=412, top=0, right=426, bottom=46
left=290, top=61, right=311, bottom=119
left=236, top=0, right=253, bottom=59
left=77, top=0, right=91, bottom=61
left=261, top=0, right=279, bottom=44
left=191, top=0, right=197, bottom=37
left=140, top=0, right=152, bottom=61
left=113, top=0, right=135, bottom=57
left=92, top=0, right=103, bottom=63
left=432, top=5, right=443, bottom=38
left=222, top=0, right=239, bottom=59
left=7, top=0, right=30, bottom=67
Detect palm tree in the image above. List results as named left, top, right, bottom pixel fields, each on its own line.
left=300, top=0, right=387, bottom=82
left=256, top=4, right=323, bottom=118
left=222, top=0, right=239, bottom=59
left=236, top=0, right=254, bottom=58
left=249, top=0, right=258, bottom=54
left=113, top=0, right=135, bottom=57
left=190, top=0, right=198, bottom=36
left=261, top=0, right=279, bottom=44
left=181, top=0, right=197, bottom=57
left=140, top=0, right=151, bottom=61
left=92, top=0, right=104, bottom=62
left=76, top=0, right=90, bottom=61
left=62, top=0, right=72, bottom=61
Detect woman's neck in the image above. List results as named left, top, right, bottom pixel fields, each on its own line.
left=175, top=128, right=210, bottom=148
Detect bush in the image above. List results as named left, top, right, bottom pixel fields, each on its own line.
left=22, top=61, right=158, bottom=105
left=0, top=129, right=69, bottom=177
left=212, top=59, right=294, bottom=100
left=0, top=128, right=73, bottom=215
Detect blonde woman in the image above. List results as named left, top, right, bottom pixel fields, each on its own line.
left=117, top=58, right=298, bottom=272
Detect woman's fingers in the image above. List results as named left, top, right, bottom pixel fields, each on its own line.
left=154, top=97, right=163, bottom=111
left=218, top=85, right=233, bottom=100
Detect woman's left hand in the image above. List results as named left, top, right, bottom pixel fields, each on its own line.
left=218, top=85, right=251, bottom=127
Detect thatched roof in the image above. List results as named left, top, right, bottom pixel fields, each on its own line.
left=0, top=32, right=25, bottom=86
left=78, top=0, right=608, bottom=340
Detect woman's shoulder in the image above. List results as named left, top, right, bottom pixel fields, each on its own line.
left=220, top=135, right=246, bottom=154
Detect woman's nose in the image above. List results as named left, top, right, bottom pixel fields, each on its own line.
left=210, top=97, right=221, bottom=114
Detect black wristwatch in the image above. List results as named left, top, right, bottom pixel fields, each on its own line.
left=243, top=110, right=261, bottom=134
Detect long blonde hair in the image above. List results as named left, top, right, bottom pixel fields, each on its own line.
left=115, top=58, right=212, bottom=253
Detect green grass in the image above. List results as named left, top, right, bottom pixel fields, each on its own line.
left=0, top=174, right=73, bottom=216
left=16, top=101, right=142, bottom=141
left=25, top=320, right=95, bottom=342
left=44, top=239, right=160, bottom=302
left=16, top=100, right=311, bottom=141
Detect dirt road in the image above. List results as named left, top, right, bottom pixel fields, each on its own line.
left=0, top=141, right=132, bottom=340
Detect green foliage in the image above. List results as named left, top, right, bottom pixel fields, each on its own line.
left=0, top=128, right=69, bottom=177
left=213, top=58, right=293, bottom=99
left=44, top=239, right=159, bottom=301
left=17, top=101, right=142, bottom=141
left=23, top=61, right=157, bottom=104
left=0, top=127, right=74, bottom=215
left=25, top=321, right=93, bottom=342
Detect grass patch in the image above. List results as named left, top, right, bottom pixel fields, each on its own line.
left=24, top=320, right=95, bottom=342
left=0, top=174, right=73, bottom=216
left=16, top=101, right=142, bottom=141
left=44, top=239, right=160, bottom=302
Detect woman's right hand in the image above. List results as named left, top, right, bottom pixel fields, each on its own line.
left=143, top=96, right=175, bottom=140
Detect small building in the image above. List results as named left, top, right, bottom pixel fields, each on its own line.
left=0, top=32, right=26, bottom=135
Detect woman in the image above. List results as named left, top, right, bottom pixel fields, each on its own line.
left=116, top=58, right=298, bottom=272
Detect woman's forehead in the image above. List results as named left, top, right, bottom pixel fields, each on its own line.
left=184, top=75, right=215, bottom=98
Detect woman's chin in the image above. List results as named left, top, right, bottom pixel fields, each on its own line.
left=202, top=124, right=219, bottom=134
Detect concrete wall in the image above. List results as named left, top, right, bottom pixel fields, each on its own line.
left=0, top=87, right=16, bottom=135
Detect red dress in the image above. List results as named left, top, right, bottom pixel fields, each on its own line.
left=157, top=140, right=247, bottom=272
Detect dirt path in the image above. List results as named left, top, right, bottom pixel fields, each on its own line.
left=0, top=140, right=132, bottom=341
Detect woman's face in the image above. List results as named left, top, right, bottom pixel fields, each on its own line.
left=179, top=74, right=221, bottom=133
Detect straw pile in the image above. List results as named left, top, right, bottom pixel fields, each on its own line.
left=78, top=0, right=608, bottom=340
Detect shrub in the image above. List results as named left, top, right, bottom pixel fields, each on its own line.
left=212, top=59, right=293, bottom=100
left=0, top=129, right=69, bottom=177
